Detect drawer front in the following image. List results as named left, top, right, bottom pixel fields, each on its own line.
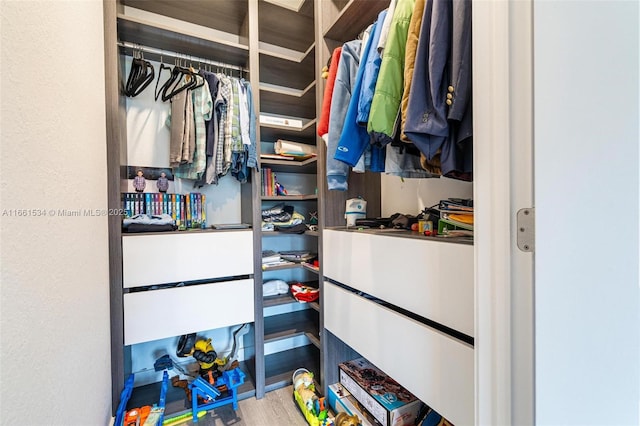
left=323, top=230, right=473, bottom=337
left=124, top=279, right=254, bottom=345
left=122, top=231, right=253, bottom=288
left=324, top=282, right=474, bottom=426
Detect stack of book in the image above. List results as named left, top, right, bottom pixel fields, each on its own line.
left=122, top=192, right=207, bottom=230
left=261, top=168, right=287, bottom=196
left=437, top=198, right=474, bottom=235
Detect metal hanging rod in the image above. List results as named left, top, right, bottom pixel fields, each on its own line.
left=117, top=41, right=249, bottom=73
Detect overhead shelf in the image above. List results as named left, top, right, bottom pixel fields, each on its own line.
left=260, top=156, right=317, bottom=174
left=117, top=12, right=249, bottom=68
left=323, top=0, right=390, bottom=42
left=259, top=49, right=315, bottom=90
left=258, top=0, right=315, bottom=53
left=260, top=81, right=316, bottom=118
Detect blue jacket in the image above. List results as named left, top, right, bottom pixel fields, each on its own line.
left=326, top=40, right=361, bottom=191
left=441, top=0, right=472, bottom=180
left=334, top=18, right=381, bottom=168
left=357, top=9, right=387, bottom=126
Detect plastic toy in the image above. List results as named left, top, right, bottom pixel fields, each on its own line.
left=188, top=367, right=246, bottom=423
left=293, top=368, right=332, bottom=426
left=335, top=412, right=360, bottom=426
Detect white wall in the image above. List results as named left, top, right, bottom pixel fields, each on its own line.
left=534, top=1, right=639, bottom=424
left=0, top=1, right=112, bottom=425
left=380, top=175, right=472, bottom=216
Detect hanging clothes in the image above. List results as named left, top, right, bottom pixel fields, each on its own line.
left=326, top=39, right=361, bottom=191
left=333, top=19, right=381, bottom=169
left=167, top=86, right=195, bottom=168
left=317, top=47, right=342, bottom=144
left=440, top=0, right=473, bottom=181
left=400, top=0, right=426, bottom=143
left=173, top=77, right=213, bottom=180
left=243, top=80, right=258, bottom=171
left=367, top=0, right=416, bottom=147
left=196, top=70, right=219, bottom=186
left=403, top=0, right=452, bottom=162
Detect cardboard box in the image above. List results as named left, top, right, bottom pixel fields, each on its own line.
left=338, top=358, right=424, bottom=426
left=328, top=383, right=378, bottom=426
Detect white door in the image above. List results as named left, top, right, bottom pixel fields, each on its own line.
left=533, top=1, right=639, bottom=424
left=475, top=1, right=639, bottom=425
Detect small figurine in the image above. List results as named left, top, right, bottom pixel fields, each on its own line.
left=157, top=172, right=169, bottom=193
left=133, top=169, right=146, bottom=193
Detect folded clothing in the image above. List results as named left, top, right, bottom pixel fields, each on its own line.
left=125, top=223, right=177, bottom=233
left=291, top=283, right=319, bottom=303
left=263, top=279, right=290, bottom=297
left=123, top=213, right=175, bottom=227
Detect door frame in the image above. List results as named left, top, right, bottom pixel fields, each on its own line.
left=473, top=1, right=535, bottom=424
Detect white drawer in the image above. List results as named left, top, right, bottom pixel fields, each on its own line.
left=122, top=230, right=253, bottom=288
left=323, top=230, right=473, bottom=337
left=124, top=279, right=254, bottom=345
left=324, top=282, right=474, bottom=426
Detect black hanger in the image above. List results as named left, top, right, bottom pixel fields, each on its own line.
left=162, top=60, right=197, bottom=101
left=125, top=49, right=155, bottom=97
left=154, top=55, right=173, bottom=102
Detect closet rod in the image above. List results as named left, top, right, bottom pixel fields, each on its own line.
left=117, top=41, right=249, bottom=73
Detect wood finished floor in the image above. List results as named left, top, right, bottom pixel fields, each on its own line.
left=180, top=386, right=309, bottom=426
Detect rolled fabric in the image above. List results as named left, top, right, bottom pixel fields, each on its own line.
left=275, top=139, right=317, bottom=156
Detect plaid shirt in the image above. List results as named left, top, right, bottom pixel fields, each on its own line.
left=217, top=74, right=231, bottom=177
left=173, top=78, right=212, bottom=180
left=133, top=175, right=145, bottom=191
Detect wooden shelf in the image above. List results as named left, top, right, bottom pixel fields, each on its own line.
left=260, top=81, right=316, bottom=119
left=259, top=50, right=315, bottom=90
left=260, top=121, right=317, bottom=143
left=258, top=0, right=315, bottom=53
left=117, top=13, right=249, bottom=68
left=261, top=194, right=318, bottom=201
left=263, top=293, right=297, bottom=308
left=262, top=230, right=318, bottom=237
left=308, top=301, right=320, bottom=312
left=264, top=309, right=318, bottom=343
left=260, top=156, right=317, bottom=174
left=262, top=262, right=319, bottom=274
left=122, top=0, right=248, bottom=37
left=323, top=0, right=390, bottom=42
left=264, top=344, right=320, bottom=392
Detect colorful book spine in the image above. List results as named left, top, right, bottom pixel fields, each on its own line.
left=145, top=193, right=151, bottom=215
left=186, top=193, right=192, bottom=229
left=171, top=194, right=177, bottom=222
left=201, top=194, right=206, bottom=228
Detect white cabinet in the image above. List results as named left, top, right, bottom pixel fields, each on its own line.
left=122, top=230, right=253, bottom=288
left=124, top=278, right=254, bottom=345
left=324, top=282, right=474, bottom=426
left=122, top=230, right=255, bottom=345
left=323, top=230, right=474, bottom=425
left=324, top=229, right=474, bottom=337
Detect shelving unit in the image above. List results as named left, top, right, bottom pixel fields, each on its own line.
left=252, top=0, right=322, bottom=398
left=105, top=0, right=264, bottom=413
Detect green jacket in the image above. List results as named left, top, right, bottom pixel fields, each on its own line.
left=367, top=0, right=416, bottom=146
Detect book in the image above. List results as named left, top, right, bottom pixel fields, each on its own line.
left=259, top=114, right=303, bottom=128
